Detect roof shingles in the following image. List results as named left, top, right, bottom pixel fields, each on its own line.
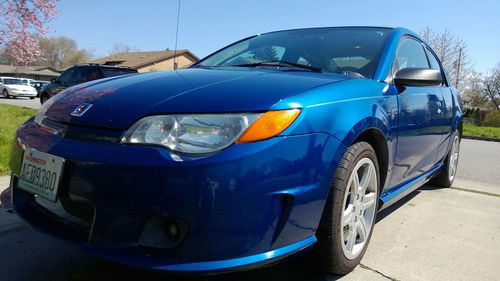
left=90, top=50, right=198, bottom=69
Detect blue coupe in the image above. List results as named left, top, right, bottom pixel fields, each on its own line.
left=3, top=27, right=462, bottom=274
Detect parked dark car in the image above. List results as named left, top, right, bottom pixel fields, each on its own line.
left=40, top=64, right=138, bottom=104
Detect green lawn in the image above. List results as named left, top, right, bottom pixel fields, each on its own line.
left=0, top=104, right=37, bottom=175
left=463, top=123, right=500, bottom=139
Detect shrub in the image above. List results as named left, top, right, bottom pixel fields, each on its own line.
left=482, top=111, right=500, bottom=127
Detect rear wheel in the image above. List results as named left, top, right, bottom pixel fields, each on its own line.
left=2, top=89, right=9, bottom=99
left=430, top=134, right=460, bottom=188
left=317, top=142, right=379, bottom=274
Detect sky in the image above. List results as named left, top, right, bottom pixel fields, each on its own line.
left=47, top=0, right=500, bottom=73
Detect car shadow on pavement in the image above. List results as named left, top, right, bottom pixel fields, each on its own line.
left=62, top=252, right=343, bottom=281
left=375, top=188, right=421, bottom=223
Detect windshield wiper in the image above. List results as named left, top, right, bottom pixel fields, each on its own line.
left=231, top=60, right=322, bottom=72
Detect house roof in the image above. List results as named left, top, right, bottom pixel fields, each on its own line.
left=0, top=64, right=60, bottom=77
left=89, top=50, right=199, bottom=69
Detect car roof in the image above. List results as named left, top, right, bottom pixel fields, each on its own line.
left=261, top=26, right=394, bottom=35
left=71, top=63, right=136, bottom=70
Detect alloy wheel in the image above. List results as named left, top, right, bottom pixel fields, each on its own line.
left=341, top=157, right=378, bottom=260
left=448, top=135, right=460, bottom=182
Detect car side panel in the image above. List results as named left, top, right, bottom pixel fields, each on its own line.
left=388, top=85, right=444, bottom=187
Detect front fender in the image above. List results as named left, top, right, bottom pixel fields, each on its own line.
left=274, top=79, right=399, bottom=147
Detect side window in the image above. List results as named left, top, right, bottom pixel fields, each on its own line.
left=393, top=38, right=429, bottom=74
left=88, top=67, right=104, bottom=81
left=58, top=68, right=75, bottom=84
left=425, top=48, right=441, bottom=71
left=425, top=47, right=446, bottom=86
left=67, top=67, right=88, bottom=84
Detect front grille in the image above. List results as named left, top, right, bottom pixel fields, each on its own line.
left=41, top=118, right=122, bottom=143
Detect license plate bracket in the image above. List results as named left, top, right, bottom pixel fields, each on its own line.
left=18, top=149, right=65, bottom=202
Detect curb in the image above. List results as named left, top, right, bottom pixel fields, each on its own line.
left=462, top=135, right=500, bottom=143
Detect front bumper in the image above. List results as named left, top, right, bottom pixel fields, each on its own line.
left=10, top=90, right=37, bottom=97
left=9, top=119, right=344, bottom=273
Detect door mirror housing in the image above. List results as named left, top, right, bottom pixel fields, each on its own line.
left=394, top=68, right=442, bottom=87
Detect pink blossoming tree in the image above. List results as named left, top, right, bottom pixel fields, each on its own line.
left=0, top=0, right=57, bottom=65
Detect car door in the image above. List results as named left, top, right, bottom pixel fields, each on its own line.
left=389, top=37, right=445, bottom=187
left=425, top=47, right=454, bottom=162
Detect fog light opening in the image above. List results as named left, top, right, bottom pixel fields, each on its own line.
left=167, top=222, right=180, bottom=240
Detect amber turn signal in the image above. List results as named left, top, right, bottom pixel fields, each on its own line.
left=236, top=109, right=301, bottom=143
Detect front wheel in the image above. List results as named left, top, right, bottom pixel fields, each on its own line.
left=40, top=93, right=49, bottom=104
left=316, top=142, right=379, bottom=274
left=430, top=134, right=460, bottom=188
left=2, top=89, right=9, bottom=99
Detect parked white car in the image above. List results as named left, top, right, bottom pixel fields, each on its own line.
left=0, top=77, right=37, bottom=99
left=19, top=78, right=36, bottom=87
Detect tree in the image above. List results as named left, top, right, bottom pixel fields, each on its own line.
left=35, top=36, right=94, bottom=69
left=0, top=0, right=57, bottom=65
left=480, top=65, right=500, bottom=111
left=420, top=27, right=472, bottom=91
left=108, top=42, right=140, bottom=55
left=463, top=70, right=487, bottom=110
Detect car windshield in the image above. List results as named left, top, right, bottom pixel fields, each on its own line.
left=3, top=79, right=23, bottom=85
left=195, top=27, right=392, bottom=79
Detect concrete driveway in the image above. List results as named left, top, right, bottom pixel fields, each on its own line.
left=0, top=139, right=499, bottom=281
left=0, top=96, right=41, bottom=110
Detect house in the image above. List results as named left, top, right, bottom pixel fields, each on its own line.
left=89, top=50, right=199, bottom=72
left=0, top=64, right=60, bottom=81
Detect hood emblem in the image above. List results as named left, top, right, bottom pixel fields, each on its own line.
left=70, top=103, right=93, bottom=117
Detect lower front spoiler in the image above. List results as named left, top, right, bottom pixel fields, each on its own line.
left=86, top=236, right=317, bottom=274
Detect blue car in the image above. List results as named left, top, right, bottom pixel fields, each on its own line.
left=3, top=26, right=462, bottom=274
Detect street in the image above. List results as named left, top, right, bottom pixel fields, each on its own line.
left=0, top=96, right=41, bottom=110
left=0, top=126, right=499, bottom=280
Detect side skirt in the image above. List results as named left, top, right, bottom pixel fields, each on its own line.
left=378, top=163, right=443, bottom=211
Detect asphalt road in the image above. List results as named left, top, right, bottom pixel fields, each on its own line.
left=0, top=104, right=498, bottom=280
left=0, top=96, right=41, bottom=109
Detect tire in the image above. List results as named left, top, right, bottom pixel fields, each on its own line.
left=430, top=133, right=460, bottom=188
left=40, top=93, right=49, bottom=104
left=2, top=89, right=9, bottom=99
left=316, top=142, right=379, bottom=274
left=29, top=97, right=35, bottom=100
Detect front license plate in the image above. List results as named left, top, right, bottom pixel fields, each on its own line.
left=18, top=149, right=65, bottom=202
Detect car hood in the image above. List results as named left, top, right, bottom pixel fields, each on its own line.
left=44, top=68, right=350, bottom=129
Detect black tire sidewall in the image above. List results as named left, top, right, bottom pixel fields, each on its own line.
left=318, top=141, right=380, bottom=273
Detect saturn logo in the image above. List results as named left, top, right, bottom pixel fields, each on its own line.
left=70, top=103, right=93, bottom=117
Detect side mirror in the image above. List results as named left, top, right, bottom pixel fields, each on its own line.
left=394, top=68, right=442, bottom=87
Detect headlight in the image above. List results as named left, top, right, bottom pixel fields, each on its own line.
left=121, top=114, right=260, bottom=154
left=121, top=109, right=300, bottom=155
